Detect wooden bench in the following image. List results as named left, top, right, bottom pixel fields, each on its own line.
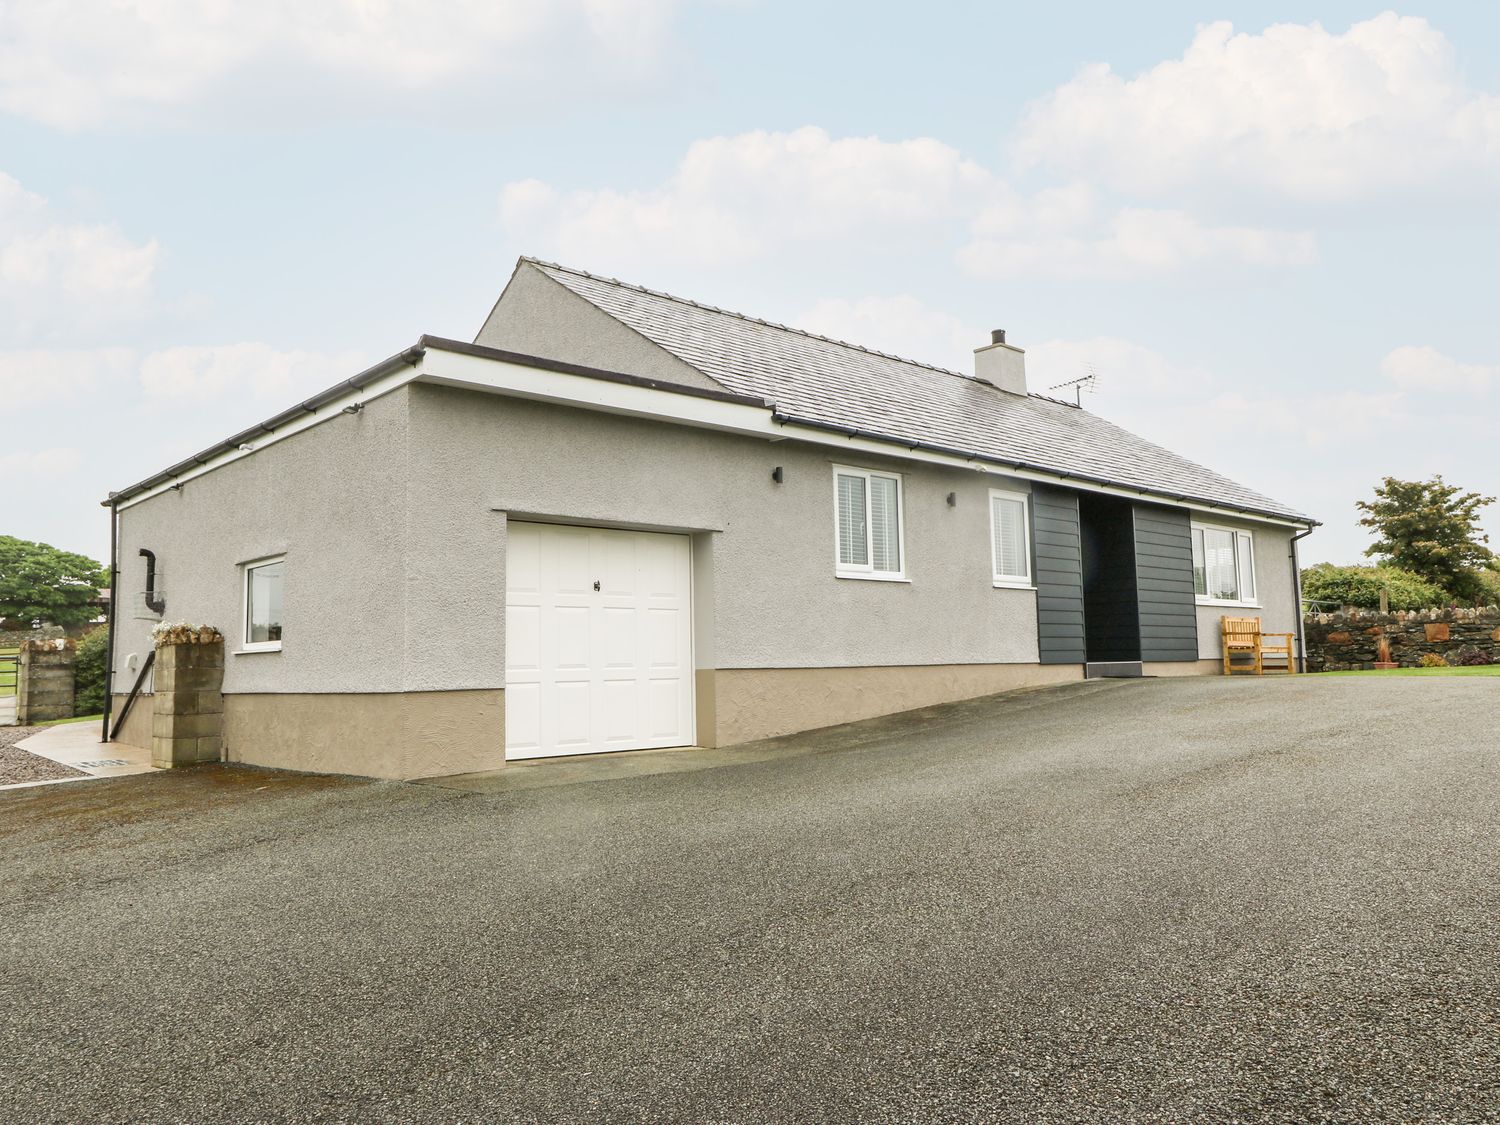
left=1221, top=616, right=1297, bottom=675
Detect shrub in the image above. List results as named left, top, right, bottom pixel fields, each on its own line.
left=1452, top=646, right=1493, bottom=667
left=1302, top=563, right=1448, bottom=611
left=1418, top=652, right=1449, bottom=668
left=73, top=625, right=108, bottom=715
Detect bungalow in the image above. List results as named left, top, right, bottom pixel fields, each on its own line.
left=102, top=258, right=1316, bottom=778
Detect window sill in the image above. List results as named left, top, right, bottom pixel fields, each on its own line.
left=234, top=645, right=283, bottom=655
left=992, top=580, right=1036, bottom=591
left=1195, top=598, right=1262, bottom=609
left=835, top=571, right=911, bottom=583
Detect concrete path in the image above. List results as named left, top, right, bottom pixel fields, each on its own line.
left=0, top=721, right=156, bottom=791
left=2, top=676, right=1497, bottom=1122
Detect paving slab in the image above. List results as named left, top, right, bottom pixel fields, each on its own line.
left=0, top=721, right=157, bottom=791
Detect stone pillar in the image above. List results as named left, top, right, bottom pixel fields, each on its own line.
left=17, top=638, right=76, bottom=724
left=152, top=633, right=224, bottom=768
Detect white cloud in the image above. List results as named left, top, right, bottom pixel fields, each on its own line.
left=0, top=343, right=364, bottom=416
left=0, top=173, right=159, bottom=338
left=1015, top=13, right=1500, bottom=202
left=1025, top=336, right=1212, bottom=400
left=503, top=127, right=994, bottom=270
left=794, top=295, right=976, bottom=371
left=0, top=0, right=686, bottom=129
left=0, top=348, right=136, bottom=408
left=1031, top=337, right=1411, bottom=454
left=139, top=343, right=367, bottom=402
left=1382, top=345, right=1498, bottom=393
left=0, top=448, right=82, bottom=474
left=960, top=206, right=1316, bottom=279
left=502, top=127, right=1311, bottom=279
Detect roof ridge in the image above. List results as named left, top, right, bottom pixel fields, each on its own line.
left=1027, top=392, right=1082, bottom=409
left=521, top=256, right=975, bottom=382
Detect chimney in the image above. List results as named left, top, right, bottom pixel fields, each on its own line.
left=974, top=328, right=1027, bottom=395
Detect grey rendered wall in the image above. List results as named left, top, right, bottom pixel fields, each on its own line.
left=1132, top=503, right=1199, bottom=663
left=111, top=389, right=415, bottom=694
left=1030, top=485, right=1086, bottom=665
left=1193, top=516, right=1299, bottom=659
left=473, top=264, right=724, bottom=393
left=405, top=383, right=1043, bottom=679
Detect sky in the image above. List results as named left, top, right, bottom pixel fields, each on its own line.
left=3, top=2, right=1499, bottom=566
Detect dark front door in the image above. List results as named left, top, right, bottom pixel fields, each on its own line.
left=1079, top=494, right=1142, bottom=664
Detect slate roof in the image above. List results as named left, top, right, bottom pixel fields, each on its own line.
left=525, top=258, right=1312, bottom=523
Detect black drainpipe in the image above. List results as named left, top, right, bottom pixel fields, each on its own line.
left=100, top=500, right=119, bottom=744
left=1290, top=526, right=1315, bottom=672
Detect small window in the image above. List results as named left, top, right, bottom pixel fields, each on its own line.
left=243, top=556, right=284, bottom=651
left=1191, top=524, right=1256, bottom=604
left=834, top=466, right=905, bottom=580
left=989, top=489, right=1032, bottom=587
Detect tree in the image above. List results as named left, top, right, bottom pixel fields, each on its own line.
left=1357, top=476, right=1495, bottom=601
left=0, top=536, right=108, bottom=628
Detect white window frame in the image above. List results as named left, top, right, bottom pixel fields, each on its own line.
left=988, top=487, right=1034, bottom=589
left=240, top=554, right=285, bottom=652
left=1191, top=522, right=1259, bottom=607
left=832, top=465, right=908, bottom=582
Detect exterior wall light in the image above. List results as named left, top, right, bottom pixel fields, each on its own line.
left=947, top=492, right=957, bottom=507
left=772, top=466, right=784, bottom=483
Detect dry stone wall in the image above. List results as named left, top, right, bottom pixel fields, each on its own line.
left=1304, top=606, right=1500, bottom=671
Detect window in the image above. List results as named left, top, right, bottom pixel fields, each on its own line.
left=834, top=466, right=905, bottom=580
left=242, top=556, right=284, bottom=651
left=1191, top=524, right=1256, bottom=604
left=989, top=488, right=1032, bottom=587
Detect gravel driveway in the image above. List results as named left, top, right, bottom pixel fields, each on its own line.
left=1, top=676, right=1496, bottom=1122
left=0, top=725, right=86, bottom=785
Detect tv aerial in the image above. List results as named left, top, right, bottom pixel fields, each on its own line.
left=1048, top=364, right=1099, bottom=406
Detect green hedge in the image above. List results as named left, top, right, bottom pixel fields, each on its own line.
left=1301, top=563, right=1449, bottom=611
left=73, top=625, right=108, bottom=715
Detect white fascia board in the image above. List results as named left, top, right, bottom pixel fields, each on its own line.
left=113, top=358, right=423, bottom=511
left=420, top=346, right=1313, bottom=530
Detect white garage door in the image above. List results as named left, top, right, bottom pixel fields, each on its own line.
left=505, top=522, right=695, bottom=760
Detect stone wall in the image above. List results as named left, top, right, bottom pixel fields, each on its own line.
left=1, top=624, right=65, bottom=649
left=17, top=637, right=76, bottom=723
left=1304, top=607, right=1500, bottom=671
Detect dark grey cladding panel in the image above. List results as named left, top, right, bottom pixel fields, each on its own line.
left=1031, top=484, right=1085, bottom=664
left=1132, top=503, right=1199, bottom=662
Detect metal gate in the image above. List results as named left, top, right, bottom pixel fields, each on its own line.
left=0, top=649, right=18, bottom=726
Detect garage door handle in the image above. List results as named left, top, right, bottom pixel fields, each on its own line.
left=593, top=580, right=601, bottom=592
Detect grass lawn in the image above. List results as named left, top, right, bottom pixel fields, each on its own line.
left=37, top=713, right=105, bottom=727
left=1320, top=665, right=1500, bottom=677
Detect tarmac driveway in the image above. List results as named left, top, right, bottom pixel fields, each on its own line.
left=2, top=676, right=1497, bottom=1123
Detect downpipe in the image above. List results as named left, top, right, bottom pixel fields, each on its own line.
left=100, top=501, right=119, bottom=744
left=1290, top=526, right=1316, bottom=673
